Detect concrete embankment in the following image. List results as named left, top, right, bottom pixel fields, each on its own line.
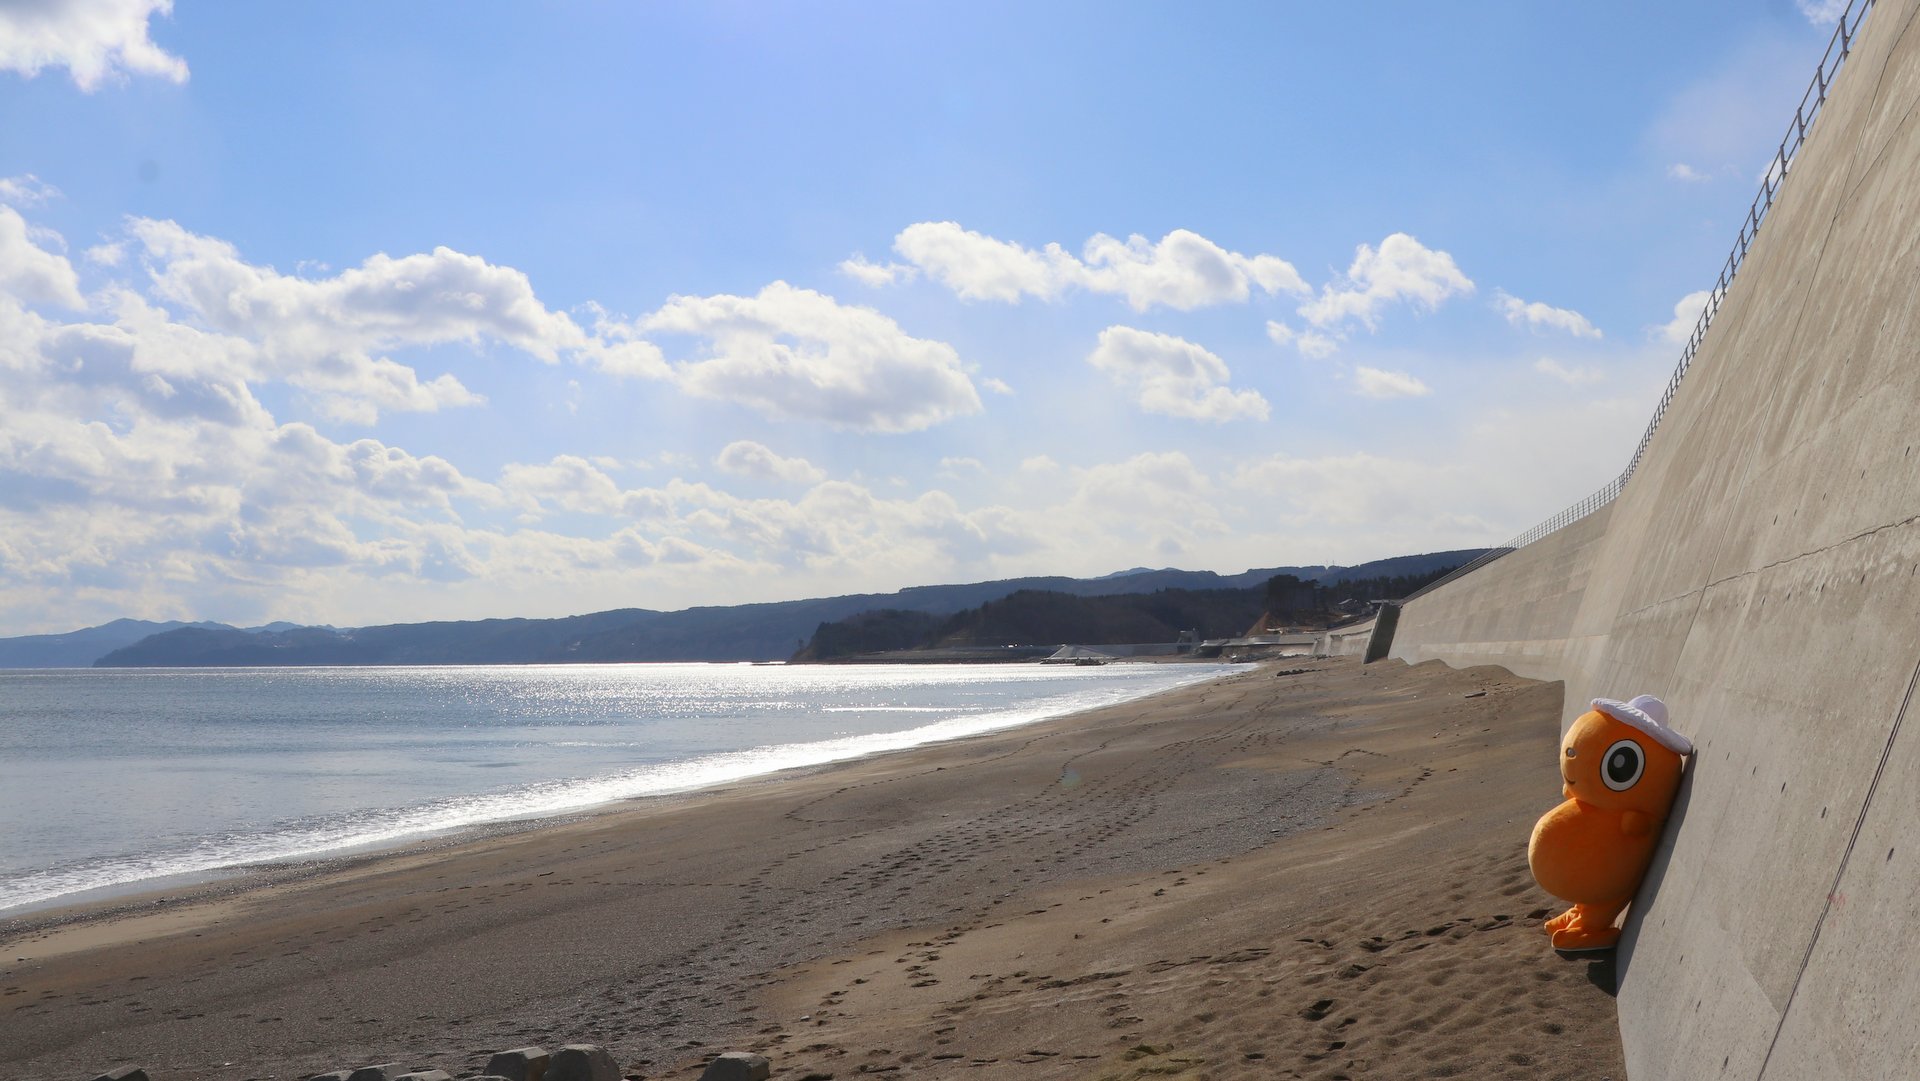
left=1389, top=1, right=1920, bottom=1077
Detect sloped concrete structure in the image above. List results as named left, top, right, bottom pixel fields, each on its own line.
left=1389, top=1, right=1920, bottom=1076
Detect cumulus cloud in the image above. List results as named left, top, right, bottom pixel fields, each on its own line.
left=266, top=423, right=498, bottom=517
left=0, top=208, right=1027, bottom=630
left=1667, top=163, right=1711, bottom=183
left=1265, top=319, right=1338, bottom=359
left=1299, top=233, right=1474, bottom=331
left=0, top=0, right=188, bottom=90
left=1086, top=326, right=1268, bottom=423
left=889, top=222, right=1084, bottom=303
left=1353, top=366, right=1431, bottom=399
left=642, top=282, right=982, bottom=433
left=1534, top=357, right=1605, bottom=387
left=1494, top=289, right=1602, bottom=339
left=715, top=440, right=826, bottom=485
left=0, top=284, right=517, bottom=621
left=134, top=219, right=585, bottom=361
left=499, top=455, right=665, bottom=518
left=1079, top=230, right=1309, bottom=311
left=123, top=218, right=601, bottom=420
left=492, top=461, right=1040, bottom=579
left=0, top=206, right=85, bottom=308
left=1062, top=451, right=1227, bottom=554
left=884, top=222, right=1307, bottom=311
left=1654, top=289, right=1712, bottom=345
left=839, top=253, right=918, bottom=287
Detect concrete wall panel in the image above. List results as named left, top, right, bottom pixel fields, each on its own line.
left=1388, top=3, right=1920, bottom=1076
left=1761, top=662, right=1920, bottom=1078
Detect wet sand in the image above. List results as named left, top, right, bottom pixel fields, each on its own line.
left=0, top=658, right=1625, bottom=1080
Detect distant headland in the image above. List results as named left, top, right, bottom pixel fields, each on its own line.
left=0, top=551, right=1483, bottom=668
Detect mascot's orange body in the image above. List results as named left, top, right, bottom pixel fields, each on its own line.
left=1527, top=695, right=1691, bottom=951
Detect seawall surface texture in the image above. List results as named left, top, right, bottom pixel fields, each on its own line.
left=1391, top=2, right=1920, bottom=1077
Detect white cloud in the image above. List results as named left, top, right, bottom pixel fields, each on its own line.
left=1019, top=455, right=1060, bottom=474
left=1654, top=289, right=1712, bottom=345
left=715, top=440, right=826, bottom=485
left=0, top=207, right=85, bottom=308
left=1298, top=233, right=1473, bottom=331
left=1265, top=318, right=1338, bottom=359
left=1352, top=366, right=1431, bottom=399
left=642, top=281, right=982, bottom=433
left=1534, top=357, right=1605, bottom=387
left=0, top=0, right=188, bottom=90
left=85, top=241, right=125, bottom=267
left=1086, top=326, right=1269, bottom=423
left=1796, top=0, right=1848, bottom=25
left=134, top=219, right=585, bottom=361
left=500, top=455, right=663, bottom=518
left=890, top=222, right=1085, bottom=303
left=839, top=253, right=918, bottom=287
left=0, top=175, right=60, bottom=206
left=0, top=284, right=519, bottom=617
left=127, top=218, right=597, bottom=420
left=939, top=456, right=984, bottom=476
left=1494, top=289, right=1602, bottom=339
left=1229, top=452, right=1458, bottom=529
left=1667, top=163, right=1711, bottom=183
left=1079, top=229, right=1309, bottom=311
left=0, top=213, right=1042, bottom=630
left=886, top=222, right=1307, bottom=311
left=1063, top=451, right=1227, bottom=552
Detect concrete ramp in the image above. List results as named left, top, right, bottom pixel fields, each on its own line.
left=1389, top=1, right=1920, bottom=1076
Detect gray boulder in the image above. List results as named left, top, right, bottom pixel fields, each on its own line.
left=308, top=1073, right=354, bottom=1081
left=91, top=1069, right=149, bottom=1081
left=700, top=1052, right=772, bottom=1081
left=547, top=1044, right=618, bottom=1081
left=392, top=1073, right=452, bottom=1081
left=347, top=1065, right=402, bottom=1081
left=484, top=1045, right=551, bottom=1081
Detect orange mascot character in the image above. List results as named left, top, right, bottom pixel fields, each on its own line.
left=1527, top=694, right=1692, bottom=951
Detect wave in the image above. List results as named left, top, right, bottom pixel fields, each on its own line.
left=0, top=665, right=1229, bottom=915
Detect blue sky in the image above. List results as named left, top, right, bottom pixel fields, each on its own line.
left=0, top=0, right=1851, bottom=634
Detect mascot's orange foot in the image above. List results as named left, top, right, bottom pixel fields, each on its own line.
left=1543, top=908, right=1578, bottom=935
left=1550, top=924, right=1622, bottom=952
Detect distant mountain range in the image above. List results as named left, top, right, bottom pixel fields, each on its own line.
left=0, top=550, right=1484, bottom=668
left=0, top=619, right=310, bottom=669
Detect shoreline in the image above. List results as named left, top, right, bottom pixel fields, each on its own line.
left=0, top=658, right=1624, bottom=1081
left=1, top=659, right=1239, bottom=923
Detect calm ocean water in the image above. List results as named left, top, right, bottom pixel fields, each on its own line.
left=0, top=661, right=1236, bottom=915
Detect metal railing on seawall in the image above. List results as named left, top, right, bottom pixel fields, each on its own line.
left=1399, top=0, right=1876, bottom=607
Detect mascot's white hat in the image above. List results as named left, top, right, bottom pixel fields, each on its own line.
left=1591, top=694, right=1693, bottom=756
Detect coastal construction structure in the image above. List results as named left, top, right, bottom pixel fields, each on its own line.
left=1381, top=0, right=1920, bottom=1077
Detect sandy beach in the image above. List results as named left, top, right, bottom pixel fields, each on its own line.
left=1, top=658, right=1625, bottom=1081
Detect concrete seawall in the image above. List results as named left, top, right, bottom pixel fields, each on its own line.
left=1390, top=1, right=1920, bottom=1077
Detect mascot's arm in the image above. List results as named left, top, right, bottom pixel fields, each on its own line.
left=1620, top=810, right=1653, bottom=839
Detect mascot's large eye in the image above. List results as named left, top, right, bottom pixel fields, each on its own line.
left=1602, top=739, right=1645, bottom=791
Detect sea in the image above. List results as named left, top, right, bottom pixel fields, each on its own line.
left=0, top=661, right=1238, bottom=917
